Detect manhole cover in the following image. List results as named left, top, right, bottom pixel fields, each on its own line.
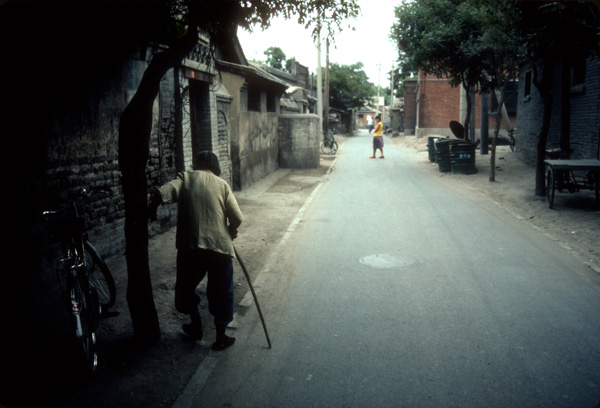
left=359, top=253, right=419, bottom=269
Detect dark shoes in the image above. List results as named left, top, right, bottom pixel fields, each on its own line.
left=212, top=334, right=236, bottom=351
left=212, top=324, right=235, bottom=350
left=182, top=323, right=204, bottom=341
left=183, top=322, right=235, bottom=350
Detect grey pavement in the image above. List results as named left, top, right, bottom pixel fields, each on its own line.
left=170, top=130, right=600, bottom=408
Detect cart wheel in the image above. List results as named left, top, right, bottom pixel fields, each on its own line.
left=546, top=168, right=555, bottom=209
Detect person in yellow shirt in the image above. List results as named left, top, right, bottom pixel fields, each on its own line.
left=150, top=151, right=243, bottom=350
left=370, top=114, right=384, bottom=159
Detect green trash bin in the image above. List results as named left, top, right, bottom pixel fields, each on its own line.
left=427, top=137, right=437, bottom=162
left=450, top=143, right=477, bottom=174
left=434, top=139, right=451, bottom=172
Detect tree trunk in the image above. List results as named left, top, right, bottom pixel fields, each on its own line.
left=118, top=26, right=199, bottom=343
left=462, top=82, right=472, bottom=140
left=489, top=88, right=505, bottom=182
left=534, top=59, right=554, bottom=196
left=559, top=56, right=571, bottom=158
left=480, top=90, right=489, bottom=155
left=120, top=97, right=161, bottom=344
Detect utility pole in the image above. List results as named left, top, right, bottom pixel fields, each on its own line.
left=324, top=37, right=330, bottom=136
left=390, top=65, right=394, bottom=105
left=376, top=63, right=381, bottom=119
left=391, top=65, right=397, bottom=136
left=317, top=29, right=323, bottom=138
left=376, top=63, right=381, bottom=101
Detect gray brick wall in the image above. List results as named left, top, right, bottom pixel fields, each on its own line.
left=217, top=94, right=233, bottom=185
left=516, top=57, right=600, bottom=163
left=569, top=59, right=600, bottom=159
left=42, top=53, right=142, bottom=260
left=42, top=52, right=233, bottom=267
left=278, top=114, right=320, bottom=168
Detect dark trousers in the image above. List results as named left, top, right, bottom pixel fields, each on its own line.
left=175, top=249, right=234, bottom=327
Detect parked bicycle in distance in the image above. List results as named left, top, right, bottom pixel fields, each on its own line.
left=321, top=129, right=338, bottom=155
left=43, top=186, right=117, bottom=374
left=508, top=128, right=516, bottom=152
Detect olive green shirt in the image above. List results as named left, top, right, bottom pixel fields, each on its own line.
left=157, top=170, right=243, bottom=258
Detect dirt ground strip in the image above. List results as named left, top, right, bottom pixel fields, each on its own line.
left=34, top=132, right=599, bottom=408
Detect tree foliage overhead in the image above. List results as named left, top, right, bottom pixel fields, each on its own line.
left=224, top=0, right=360, bottom=44
left=521, top=0, right=600, bottom=62
left=391, top=0, right=523, bottom=91
left=327, top=62, right=375, bottom=109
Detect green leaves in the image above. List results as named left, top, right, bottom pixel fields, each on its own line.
left=264, top=46, right=287, bottom=69
left=327, top=62, right=374, bottom=109
left=391, top=0, right=524, bottom=91
left=234, top=0, right=360, bottom=42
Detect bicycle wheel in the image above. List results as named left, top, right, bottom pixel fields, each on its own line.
left=330, top=141, right=338, bottom=155
left=84, top=241, right=116, bottom=310
left=321, top=140, right=337, bottom=155
left=320, top=141, right=328, bottom=154
left=509, top=133, right=516, bottom=152
left=71, top=272, right=99, bottom=374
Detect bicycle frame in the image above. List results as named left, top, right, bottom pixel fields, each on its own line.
left=68, top=257, right=90, bottom=339
left=55, top=225, right=100, bottom=372
left=58, top=210, right=98, bottom=325
left=44, top=188, right=111, bottom=293
left=43, top=187, right=115, bottom=374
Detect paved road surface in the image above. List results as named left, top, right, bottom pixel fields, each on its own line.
left=174, top=131, right=600, bottom=408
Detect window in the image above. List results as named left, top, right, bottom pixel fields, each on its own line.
left=247, top=83, right=261, bottom=112
left=267, top=91, right=276, bottom=113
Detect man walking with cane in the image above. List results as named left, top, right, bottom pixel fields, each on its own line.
left=149, top=151, right=243, bottom=350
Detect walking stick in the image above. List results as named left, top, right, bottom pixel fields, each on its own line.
left=234, top=246, right=272, bottom=349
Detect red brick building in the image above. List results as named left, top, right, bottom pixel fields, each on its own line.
left=404, top=71, right=516, bottom=139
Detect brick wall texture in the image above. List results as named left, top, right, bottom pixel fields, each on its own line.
left=516, top=57, right=600, bottom=163
left=404, top=74, right=517, bottom=139
left=418, top=77, right=461, bottom=132
left=38, top=45, right=235, bottom=279
left=278, top=114, right=320, bottom=169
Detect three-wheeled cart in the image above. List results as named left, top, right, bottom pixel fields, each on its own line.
left=544, top=159, right=600, bottom=209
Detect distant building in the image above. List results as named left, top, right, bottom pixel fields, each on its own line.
left=356, top=107, right=380, bottom=129
left=403, top=72, right=517, bottom=139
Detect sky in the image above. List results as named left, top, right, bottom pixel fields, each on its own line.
left=237, top=0, right=400, bottom=87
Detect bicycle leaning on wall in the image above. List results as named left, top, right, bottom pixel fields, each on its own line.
left=321, top=128, right=339, bottom=155
left=508, top=128, right=516, bottom=152
left=42, top=186, right=117, bottom=374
